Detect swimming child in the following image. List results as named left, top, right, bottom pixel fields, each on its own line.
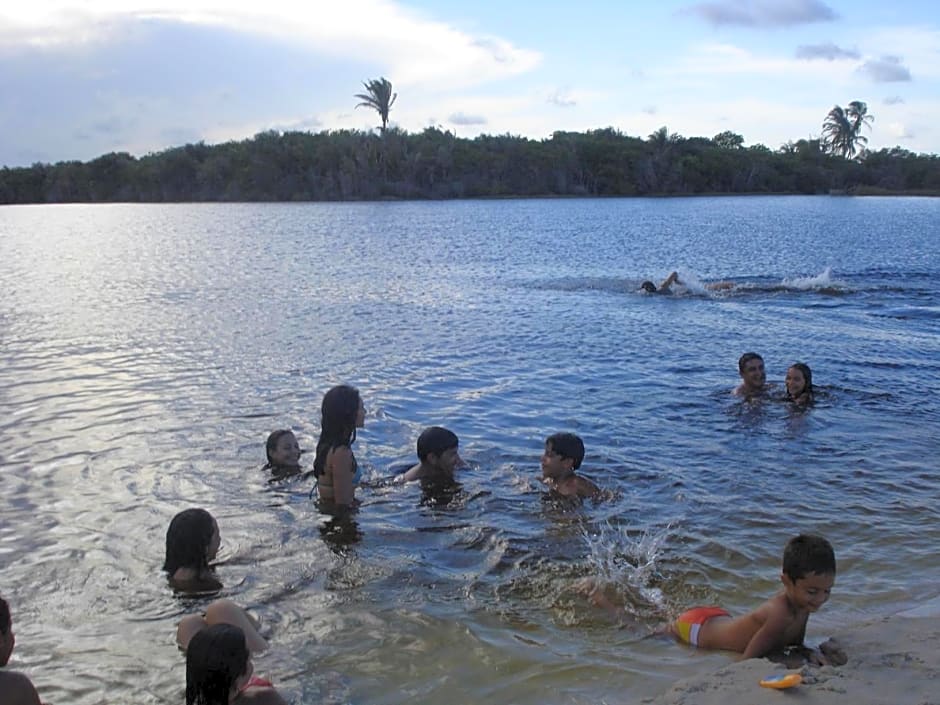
left=670, top=534, right=842, bottom=663
left=165, top=509, right=268, bottom=653
left=785, top=362, right=814, bottom=406
left=262, top=429, right=302, bottom=478
left=164, top=508, right=223, bottom=593
left=395, top=426, right=463, bottom=483
left=313, top=385, right=365, bottom=510
left=540, top=432, right=601, bottom=499
left=185, top=623, right=287, bottom=705
left=0, top=595, right=42, bottom=705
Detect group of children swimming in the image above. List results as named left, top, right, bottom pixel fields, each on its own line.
left=1, top=368, right=839, bottom=705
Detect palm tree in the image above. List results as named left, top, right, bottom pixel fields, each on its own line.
left=822, top=101, right=873, bottom=159
left=355, top=77, right=397, bottom=132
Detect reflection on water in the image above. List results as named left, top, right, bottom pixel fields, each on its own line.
left=0, top=197, right=939, bottom=704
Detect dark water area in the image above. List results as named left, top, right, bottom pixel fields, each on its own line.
left=0, top=196, right=938, bottom=704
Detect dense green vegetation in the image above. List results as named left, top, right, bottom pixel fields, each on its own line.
left=2, top=126, right=939, bottom=204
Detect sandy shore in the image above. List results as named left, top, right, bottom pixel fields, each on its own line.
left=644, top=600, right=940, bottom=705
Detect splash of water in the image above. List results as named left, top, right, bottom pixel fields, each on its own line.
left=581, top=520, right=673, bottom=614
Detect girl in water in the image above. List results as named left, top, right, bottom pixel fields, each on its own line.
left=165, top=508, right=268, bottom=653
left=164, top=508, right=222, bottom=593
left=785, top=363, right=814, bottom=406
left=185, top=623, right=286, bottom=705
left=262, top=429, right=302, bottom=479
left=313, top=385, right=365, bottom=510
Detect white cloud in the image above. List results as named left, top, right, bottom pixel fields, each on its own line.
left=0, top=1, right=541, bottom=88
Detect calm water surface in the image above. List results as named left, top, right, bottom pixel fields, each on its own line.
left=1, top=196, right=939, bottom=704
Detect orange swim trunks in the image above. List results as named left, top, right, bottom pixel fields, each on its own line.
left=673, top=606, right=731, bottom=647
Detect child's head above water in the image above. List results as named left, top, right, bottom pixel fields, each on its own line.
left=544, top=432, right=585, bottom=470
left=785, top=363, right=813, bottom=400
left=417, top=426, right=459, bottom=461
left=164, top=508, right=220, bottom=576
left=264, top=429, right=301, bottom=471
left=782, top=533, right=835, bottom=580
left=416, top=426, right=461, bottom=474
left=185, top=623, right=251, bottom=705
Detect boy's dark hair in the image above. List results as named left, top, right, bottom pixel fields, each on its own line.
left=546, top=432, right=585, bottom=469
left=0, top=596, right=9, bottom=635
left=738, top=352, right=763, bottom=373
left=640, top=281, right=657, bottom=293
left=417, top=426, right=459, bottom=461
left=783, top=534, right=836, bottom=580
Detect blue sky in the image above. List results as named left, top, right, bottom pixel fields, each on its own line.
left=1, top=0, right=938, bottom=167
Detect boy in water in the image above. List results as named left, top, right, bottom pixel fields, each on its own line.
left=0, top=596, right=43, bottom=705
left=541, top=432, right=601, bottom=499
left=670, top=534, right=844, bottom=664
left=395, top=426, right=463, bottom=483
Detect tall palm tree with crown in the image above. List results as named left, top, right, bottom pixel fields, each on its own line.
left=355, top=77, right=397, bottom=133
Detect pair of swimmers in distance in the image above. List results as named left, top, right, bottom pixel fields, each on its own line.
left=736, top=352, right=815, bottom=406
left=585, top=534, right=847, bottom=666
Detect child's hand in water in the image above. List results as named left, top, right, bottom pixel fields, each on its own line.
left=574, top=577, right=620, bottom=612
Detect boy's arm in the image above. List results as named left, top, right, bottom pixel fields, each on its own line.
left=740, top=603, right=792, bottom=660
left=394, top=463, right=423, bottom=483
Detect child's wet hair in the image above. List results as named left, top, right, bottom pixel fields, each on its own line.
left=783, top=533, right=835, bottom=580
left=546, top=432, right=585, bottom=469
left=640, top=281, right=657, bottom=293
left=164, top=508, right=216, bottom=575
left=185, top=623, right=249, bottom=705
left=314, top=384, right=361, bottom=477
left=417, top=426, right=459, bottom=461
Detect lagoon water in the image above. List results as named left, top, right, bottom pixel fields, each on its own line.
left=1, top=196, right=939, bottom=704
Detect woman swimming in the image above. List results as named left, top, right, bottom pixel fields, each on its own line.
left=262, top=429, right=302, bottom=479
left=185, top=623, right=286, bottom=704
left=785, top=362, right=814, bottom=406
left=313, top=385, right=365, bottom=510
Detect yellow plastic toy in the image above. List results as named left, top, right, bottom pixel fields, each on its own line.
left=759, top=673, right=802, bottom=689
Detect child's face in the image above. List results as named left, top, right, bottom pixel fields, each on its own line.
left=782, top=571, right=834, bottom=613
left=785, top=367, right=806, bottom=397
left=207, top=519, right=221, bottom=562
left=355, top=398, right=366, bottom=428
left=271, top=432, right=301, bottom=468
left=431, top=446, right=462, bottom=474
left=541, top=442, right=574, bottom=480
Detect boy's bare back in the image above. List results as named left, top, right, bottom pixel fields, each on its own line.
left=698, top=591, right=810, bottom=658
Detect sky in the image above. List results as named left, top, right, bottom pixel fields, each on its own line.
left=1, top=0, right=938, bottom=167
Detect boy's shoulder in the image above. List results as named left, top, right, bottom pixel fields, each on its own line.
left=395, top=462, right=427, bottom=483
left=0, top=670, right=42, bottom=705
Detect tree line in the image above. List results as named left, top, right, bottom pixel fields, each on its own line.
left=2, top=125, right=939, bottom=204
